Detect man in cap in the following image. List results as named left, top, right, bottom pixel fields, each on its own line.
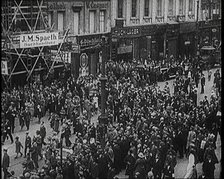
left=200, top=73, right=205, bottom=94
left=2, top=148, right=10, bottom=179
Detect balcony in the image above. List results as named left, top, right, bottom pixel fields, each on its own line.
left=177, top=15, right=185, bottom=22
left=143, top=17, right=152, bottom=24
left=167, top=15, right=176, bottom=22
left=156, top=16, right=164, bottom=23
left=130, top=17, right=140, bottom=24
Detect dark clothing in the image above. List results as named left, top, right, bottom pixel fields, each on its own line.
left=124, top=154, right=136, bottom=179
left=24, top=136, right=32, bottom=157
left=202, top=158, right=216, bottom=179
left=201, top=76, right=205, bottom=93
left=2, top=153, right=10, bottom=179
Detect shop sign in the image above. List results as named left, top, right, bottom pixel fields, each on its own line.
left=1, top=61, right=8, bottom=75
left=78, top=34, right=109, bottom=48
left=20, top=32, right=59, bottom=48
left=117, top=45, right=132, bottom=54
left=112, top=27, right=141, bottom=38
left=51, top=50, right=71, bottom=63
left=86, top=1, right=109, bottom=9
left=80, top=53, right=88, bottom=68
left=141, top=25, right=157, bottom=36
left=48, top=2, right=66, bottom=10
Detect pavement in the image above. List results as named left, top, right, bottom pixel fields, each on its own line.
left=1, top=67, right=221, bottom=178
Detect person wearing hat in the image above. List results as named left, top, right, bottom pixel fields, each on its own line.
left=2, top=148, right=10, bottom=179
left=24, top=132, right=32, bottom=158
left=202, top=154, right=218, bottom=179
left=200, top=73, right=205, bottom=94
left=40, top=121, right=46, bottom=145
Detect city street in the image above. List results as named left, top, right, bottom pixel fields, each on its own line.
left=2, top=67, right=221, bottom=178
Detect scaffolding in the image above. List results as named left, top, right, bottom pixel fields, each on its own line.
left=1, top=0, right=70, bottom=88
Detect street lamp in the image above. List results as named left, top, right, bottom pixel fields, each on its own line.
left=98, top=36, right=108, bottom=125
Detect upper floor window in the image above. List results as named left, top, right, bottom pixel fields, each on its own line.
left=118, top=0, right=123, bottom=18
left=179, top=0, right=185, bottom=15
left=100, top=10, right=106, bottom=32
left=144, top=0, right=152, bottom=17
left=131, top=0, right=137, bottom=17
left=89, top=10, right=96, bottom=33
left=188, top=0, right=194, bottom=15
left=157, top=0, right=163, bottom=16
left=48, top=11, right=53, bottom=28
left=168, top=0, right=175, bottom=16
left=58, top=11, right=65, bottom=32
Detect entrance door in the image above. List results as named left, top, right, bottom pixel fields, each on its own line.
left=168, top=39, right=177, bottom=58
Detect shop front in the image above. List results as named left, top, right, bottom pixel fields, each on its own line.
left=199, top=19, right=221, bottom=48
left=111, top=26, right=141, bottom=62
left=179, top=22, right=197, bottom=59
left=166, top=23, right=180, bottom=59
left=69, top=33, right=110, bottom=79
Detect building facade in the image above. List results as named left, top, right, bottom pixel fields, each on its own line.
left=47, top=0, right=111, bottom=79
left=111, top=0, right=202, bottom=61
left=199, top=0, right=221, bottom=47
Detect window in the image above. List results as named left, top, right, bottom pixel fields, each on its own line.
left=179, top=0, right=184, bottom=15
left=58, top=12, right=64, bottom=32
left=89, top=11, right=96, bottom=33
left=157, top=0, right=163, bottom=16
left=48, top=11, right=53, bottom=28
left=100, top=10, right=105, bottom=32
left=168, top=0, right=174, bottom=16
left=144, top=0, right=149, bottom=16
left=131, top=0, right=137, bottom=17
left=73, top=12, right=80, bottom=34
left=188, top=0, right=194, bottom=15
left=118, top=0, right=123, bottom=18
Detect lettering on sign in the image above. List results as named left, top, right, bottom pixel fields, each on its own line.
left=78, top=34, right=109, bottom=48
left=112, top=27, right=141, bottom=38
left=48, top=2, right=66, bottom=10
left=51, top=50, right=71, bottom=64
left=86, top=1, right=108, bottom=9
left=20, top=32, right=59, bottom=48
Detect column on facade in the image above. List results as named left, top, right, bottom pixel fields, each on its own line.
left=126, top=0, right=131, bottom=25
left=185, top=0, right=189, bottom=21
left=176, top=0, right=179, bottom=17
left=111, top=0, right=117, bottom=27
left=151, top=0, right=156, bottom=23
left=164, top=0, right=168, bottom=22
left=85, top=6, right=89, bottom=33
left=195, top=0, right=200, bottom=21
left=139, top=0, right=144, bottom=24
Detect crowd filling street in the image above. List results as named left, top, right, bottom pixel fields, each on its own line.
left=1, top=56, right=222, bottom=179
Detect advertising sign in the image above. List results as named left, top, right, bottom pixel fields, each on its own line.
left=20, top=32, right=59, bottom=48
left=1, top=61, right=8, bottom=75
left=50, top=50, right=71, bottom=63
left=80, top=53, right=88, bottom=68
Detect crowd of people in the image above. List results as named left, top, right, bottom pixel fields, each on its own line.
left=1, top=56, right=221, bottom=179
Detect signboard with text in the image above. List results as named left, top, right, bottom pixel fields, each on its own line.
left=20, top=32, right=59, bottom=48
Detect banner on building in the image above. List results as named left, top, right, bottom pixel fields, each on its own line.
left=50, top=50, right=71, bottom=63
left=20, top=32, right=59, bottom=48
left=1, top=61, right=8, bottom=75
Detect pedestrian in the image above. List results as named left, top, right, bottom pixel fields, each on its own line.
left=15, top=136, right=23, bottom=158
left=37, top=104, right=42, bottom=123
left=24, top=132, right=32, bottom=158
left=202, top=154, right=217, bottom=179
left=30, top=142, right=39, bottom=169
left=2, top=148, right=10, bottom=179
left=23, top=107, right=31, bottom=130
left=18, top=108, right=25, bottom=130
left=2, top=119, right=14, bottom=144
left=201, top=74, right=205, bottom=94
left=35, top=130, right=43, bottom=160
left=208, top=69, right=212, bottom=81
left=124, top=150, right=136, bottom=179
left=40, top=121, right=46, bottom=145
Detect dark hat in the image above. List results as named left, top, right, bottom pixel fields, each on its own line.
left=3, top=148, right=7, bottom=152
